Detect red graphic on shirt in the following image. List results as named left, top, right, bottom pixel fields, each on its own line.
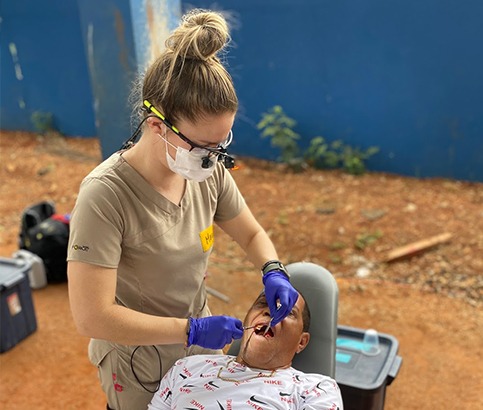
left=280, top=396, right=295, bottom=404
left=264, top=379, right=283, bottom=385
left=111, top=373, right=123, bottom=392
left=246, top=400, right=263, bottom=410
left=204, top=358, right=218, bottom=366
left=183, top=366, right=193, bottom=377
left=190, top=399, right=205, bottom=409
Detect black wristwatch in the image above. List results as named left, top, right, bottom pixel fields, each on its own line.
left=261, top=260, right=290, bottom=279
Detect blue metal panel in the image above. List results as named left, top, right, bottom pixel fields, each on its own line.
left=183, top=0, right=483, bottom=181
left=78, top=0, right=181, bottom=158
left=77, top=0, right=139, bottom=157
left=0, top=0, right=96, bottom=136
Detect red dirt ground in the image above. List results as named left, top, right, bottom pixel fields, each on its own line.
left=0, top=131, right=482, bottom=409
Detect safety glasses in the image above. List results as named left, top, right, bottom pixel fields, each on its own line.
left=143, top=100, right=235, bottom=169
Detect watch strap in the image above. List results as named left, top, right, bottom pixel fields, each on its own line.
left=261, top=260, right=290, bottom=278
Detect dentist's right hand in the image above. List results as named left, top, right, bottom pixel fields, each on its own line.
left=186, top=316, right=244, bottom=349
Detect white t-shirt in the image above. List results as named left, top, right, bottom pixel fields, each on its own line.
left=148, top=354, right=343, bottom=410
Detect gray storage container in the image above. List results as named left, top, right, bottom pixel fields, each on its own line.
left=12, top=250, right=47, bottom=289
left=335, top=325, right=402, bottom=410
left=0, top=257, right=38, bottom=353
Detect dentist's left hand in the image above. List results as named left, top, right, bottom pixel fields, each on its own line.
left=186, top=316, right=243, bottom=349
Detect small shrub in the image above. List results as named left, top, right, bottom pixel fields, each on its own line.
left=31, top=111, right=55, bottom=135
left=257, top=106, right=302, bottom=165
left=355, top=230, right=383, bottom=250
left=305, top=137, right=379, bottom=175
left=258, top=105, right=380, bottom=175
left=340, top=145, right=380, bottom=175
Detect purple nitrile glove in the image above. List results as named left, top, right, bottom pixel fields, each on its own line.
left=187, top=315, right=243, bottom=349
left=262, top=270, right=299, bottom=327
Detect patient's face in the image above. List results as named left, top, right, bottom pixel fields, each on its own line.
left=237, top=293, right=310, bottom=370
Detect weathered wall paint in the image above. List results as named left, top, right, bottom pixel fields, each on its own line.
left=0, top=0, right=96, bottom=136
left=75, top=0, right=182, bottom=156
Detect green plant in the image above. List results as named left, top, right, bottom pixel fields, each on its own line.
left=328, top=253, right=342, bottom=264
left=276, top=211, right=289, bottom=225
left=328, top=241, right=347, bottom=250
left=305, top=137, right=379, bottom=175
left=355, top=230, right=383, bottom=250
left=257, top=106, right=301, bottom=164
left=340, top=145, right=380, bottom=175
left=258, top=105, right=380, bottom=175
left=305, top=137, right=341, bottom=169
left=30, top=111, right=55, bottom=135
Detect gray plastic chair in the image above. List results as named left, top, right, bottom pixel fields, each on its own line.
left=228, top=262, right=339, bottom=378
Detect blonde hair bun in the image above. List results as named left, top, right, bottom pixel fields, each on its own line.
left=166, top=9, right=230, bottom=61
left=140, top=8, right=238, bottom=124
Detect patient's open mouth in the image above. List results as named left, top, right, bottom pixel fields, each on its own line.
left=253, top=324, right=274, bottom=338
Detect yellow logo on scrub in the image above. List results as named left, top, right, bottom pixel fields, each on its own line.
left=199, top=225, right=214, bottom=252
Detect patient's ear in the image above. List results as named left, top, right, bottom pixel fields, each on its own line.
left=296, top=332, right=310, bottom=354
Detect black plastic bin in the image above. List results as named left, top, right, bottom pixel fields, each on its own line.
left=335, top=325, right=402, bottom=410
left=0, top=257, right=37, bottom=353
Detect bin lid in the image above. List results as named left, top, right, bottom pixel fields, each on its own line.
left=335, top=325, right=401, bottom=391
left=0, top=257, right=30, bottom=289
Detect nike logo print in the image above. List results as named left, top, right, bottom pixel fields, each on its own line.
left=208, top=381, right=220, bottom=388
left=279, top=392, right=292, bottom=397
left=217, top=401, right=226, bottom=410
left=250, top=395, right=268, bottom=405
left=316, top=382, right=327, bottom=393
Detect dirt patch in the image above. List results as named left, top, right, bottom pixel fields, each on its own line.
left=0, top=130, right=482, bottom=409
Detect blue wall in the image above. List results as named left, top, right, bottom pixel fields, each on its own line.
left=184, top=0, right=483, bottom=181
left=0, top=0, right=96, bottom=136
left=77, top=0, right=139, bottom=157
left=1, top=0, right=482, bottom=181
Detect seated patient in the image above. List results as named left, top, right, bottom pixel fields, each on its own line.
left=148, top=291, right=343, bottom=409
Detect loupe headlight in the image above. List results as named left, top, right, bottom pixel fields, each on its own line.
left=201, top=152, right=236, bottom=169
left=220, top=153, right=236, bottom=169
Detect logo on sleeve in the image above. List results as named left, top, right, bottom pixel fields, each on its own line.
left=72, top=244, right=89, bottom=252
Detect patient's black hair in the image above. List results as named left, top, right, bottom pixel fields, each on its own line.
left=297, top=289, right=311, bottom=333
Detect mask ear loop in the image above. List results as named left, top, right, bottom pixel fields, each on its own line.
left=158, top=131, right=177, bottom=164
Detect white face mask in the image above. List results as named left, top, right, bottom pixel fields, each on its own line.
left=160, top=134, right=216, bottom=182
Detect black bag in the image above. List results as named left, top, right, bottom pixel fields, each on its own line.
left=19, top=201, right=56, bottom=248
left=19, top=201, right=70, bottom=283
